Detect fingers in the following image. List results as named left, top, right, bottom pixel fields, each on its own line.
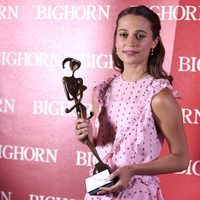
left=97, top=181, right=123, bottom=195
left=97, top=170, right=121, bottom=195
left=109, top=169, right=120, bottom=181
left=75, top=118, right=89, bottom=130
left=97, top=167, right=131, bottom=195
left=75, top=118, right=90, bottom=142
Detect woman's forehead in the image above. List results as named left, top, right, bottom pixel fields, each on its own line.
left=117, top=14, right=152, bottom=32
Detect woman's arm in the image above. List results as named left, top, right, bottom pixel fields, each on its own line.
left=98, top=88, right=189, bottom=195
left=130, top=88, right=189, bottom=175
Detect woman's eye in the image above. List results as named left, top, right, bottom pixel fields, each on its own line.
left=136, top=34, right=146, bottom=40
left=119, top=33, right=128, bottom=38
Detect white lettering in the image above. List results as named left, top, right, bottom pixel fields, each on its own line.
left=32, top=100, right=92, bottom=117
left=184, top=6, right=199, bottom=20
left=80, top=54, right=113, bottom=69
left=0, top=5, right=18, bottom=19
left=0, top=52, right=113, bottom=69
left=0, top=99, right=15, bottom=113
left=0, top=52, right=60, bottom=67
left=0, top=191, right=12, bottom=200
left=0, top=145, right=58, bottom=163
left=151, top=5, right=200, bottom=20
left=182, top=108, right=200, bottom=124
left=36, top=5, right=110, bottom=20
left=76, top=151, right=97, bottom=166
left=151, top=5, right=174, bottom=20
left=178, top=56, right=200, bottom=72
left=33, top=100, right=67, bottom=116
left=29, top=194, right=82, bottom=200
left=176, top=160, right=200, bottom=176
left=13, top=146, right=25, bottom=160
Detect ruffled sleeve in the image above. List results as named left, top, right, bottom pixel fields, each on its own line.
left=92, top=76, right=116, bottom=139
left=145, top=78, right=179, bottom=99
left=92, top=76, right=116, bottom=106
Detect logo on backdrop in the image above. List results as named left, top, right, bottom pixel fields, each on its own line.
left=0, top=5, right=110, bottom=20
left=0, top=192, right=12, bottom=200
left=76, top=150, right=97, bottom=167
left=32, top=100, right=92, bottom=117
left=178, top=56, right=200, bottom=72
left=176, top=159, right=200, bottom=176
left=0, top=52, right=113, bottom=69
left=1, top=5, right=200, bottom=21
left=0, top=5, right=19, bottom=19
left=0, top=144, right=58, bottom=163
left=0, top=98, right=15, bottom=113
left=0, top=99, right=93, bottom=117
left=36, top=5, right=110, bottom=20
left=150, top=5, right=200, bottom=20
left=29, top=194, right=82, bottom=200
left=182, top=108, right=200, bottom=125
left=0, top=51, right=61, bottom=67
left=0, top=192, right=83, bottom=200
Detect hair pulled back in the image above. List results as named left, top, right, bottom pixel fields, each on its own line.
left=112, top=5, right=173, bottom=83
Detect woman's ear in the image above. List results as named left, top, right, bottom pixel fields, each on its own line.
left=152, top=37, right=159, bottom=49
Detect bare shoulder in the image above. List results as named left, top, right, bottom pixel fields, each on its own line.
left=151, top=88, right=182, bottom=119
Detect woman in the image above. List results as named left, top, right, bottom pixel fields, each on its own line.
left=75, top=5, right=189, bottom=199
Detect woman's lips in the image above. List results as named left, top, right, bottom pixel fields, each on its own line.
left=123, top=50, right=139, bottom=55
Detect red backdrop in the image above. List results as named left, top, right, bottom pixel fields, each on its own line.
left=0, top=0, right=199, bottom=200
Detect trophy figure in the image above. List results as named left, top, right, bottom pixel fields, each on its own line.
left=62, top=57, right=117, bottom=195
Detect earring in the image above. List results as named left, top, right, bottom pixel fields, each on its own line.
left=151, top=48, right=154, bottom=56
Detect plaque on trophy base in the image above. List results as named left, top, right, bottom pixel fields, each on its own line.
left=85, top=161, right=118, bottom=195
left=85, top=169, right=115, bottom=195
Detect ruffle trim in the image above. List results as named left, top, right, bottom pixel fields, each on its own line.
left=130, top=175, right=160, bottom=187
left=93, top=76, right=116, bottom=139
left=145, top=78, right=179, bottom=99
left=93, top=76, right=116, bottom=106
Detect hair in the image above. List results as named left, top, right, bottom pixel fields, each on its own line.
left=112, top=5, right=173, bottom=83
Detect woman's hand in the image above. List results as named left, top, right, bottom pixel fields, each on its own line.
left=97, top=165, right=133, bottom=195
left=75, top=118, right=93, bottom=143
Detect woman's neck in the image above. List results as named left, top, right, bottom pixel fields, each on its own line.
left=122, top=65, right=147, bottom=82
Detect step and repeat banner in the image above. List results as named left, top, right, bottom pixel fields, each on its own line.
left=0, top=0, right=199, bottom=200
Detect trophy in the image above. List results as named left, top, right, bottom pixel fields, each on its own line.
left=62, top=57, right=117, bottom=195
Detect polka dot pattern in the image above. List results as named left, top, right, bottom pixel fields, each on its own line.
left=85, top=75, right=175, bottom=200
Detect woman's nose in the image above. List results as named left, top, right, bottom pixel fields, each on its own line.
left=127, top=36, right=137, bottom=47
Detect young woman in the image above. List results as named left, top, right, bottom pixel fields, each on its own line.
left=75, top=5, right=189, bottom=199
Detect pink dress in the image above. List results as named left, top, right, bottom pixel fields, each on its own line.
left=85, top=75, right=176, bottom=200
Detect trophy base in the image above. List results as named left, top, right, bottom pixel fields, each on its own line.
left=85, top=169, right=115, bottom=195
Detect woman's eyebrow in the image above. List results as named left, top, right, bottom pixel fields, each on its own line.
left=135, top=30, right=148, bottom=34
left=118, top=29, right=147, bottom=34
left=118, top=28, right=128, bottom=32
